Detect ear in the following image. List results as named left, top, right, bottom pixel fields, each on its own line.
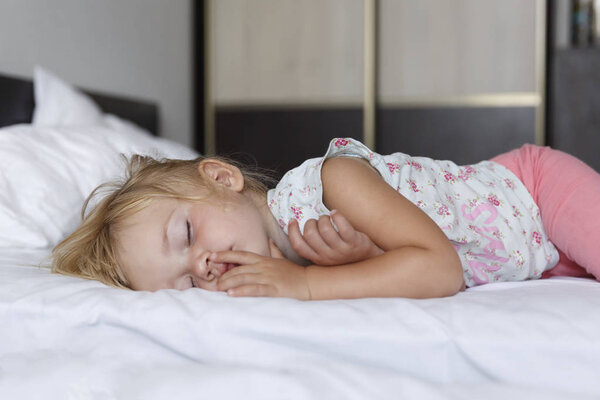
left=198, top=159, right=244, bottom=192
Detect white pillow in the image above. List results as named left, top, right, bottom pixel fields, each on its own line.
left=0, top=68, right=198, bottom=249
left=0, top=123, right=197, bottom=249
left=32, top=66, right=104, bottom=127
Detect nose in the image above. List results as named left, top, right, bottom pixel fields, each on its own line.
left=190, top=251, right=213, bottom=281
left=190, top=250, right=223, bottom=282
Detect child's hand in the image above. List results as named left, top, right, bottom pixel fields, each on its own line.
left=213, top=240, right=311, bottom=300
left=287, top=210, right=384, bottom=266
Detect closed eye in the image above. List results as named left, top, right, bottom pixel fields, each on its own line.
left=186, top=220, right=191, bottom=246
left=189, top=276, right=196, bottom=288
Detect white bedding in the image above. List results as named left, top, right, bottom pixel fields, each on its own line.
left=1, top=68, right=599, bottom=399
left=1, top=250, right=599, bottom=399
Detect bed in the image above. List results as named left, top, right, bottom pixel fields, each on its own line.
left=1, top=68, right=599, bottom=400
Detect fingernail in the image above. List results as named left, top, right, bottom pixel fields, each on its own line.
left=227, top=289, right=235, bottom=296
left=209, top=252, right=217, bottom=260
left=330, top=209, right=337, bottom=215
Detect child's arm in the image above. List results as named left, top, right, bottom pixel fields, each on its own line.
left=287, top=210, right=383, bottom=266
left=303, top=156, right=463, bottom=299
left=215, top=157, right=464, bottom=300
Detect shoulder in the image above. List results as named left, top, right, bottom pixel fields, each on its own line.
left=321, top=156, right=386, bottom=213
left=322, top=156, right=379, bottom=182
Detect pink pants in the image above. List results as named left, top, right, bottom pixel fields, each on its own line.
left=491, top=144, right=600, bottom=280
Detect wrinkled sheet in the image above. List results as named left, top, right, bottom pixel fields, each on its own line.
left=1, top=249, right=599, bottom=400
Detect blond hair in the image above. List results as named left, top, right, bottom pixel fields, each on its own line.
left=51, top=154, right=273, bottom=289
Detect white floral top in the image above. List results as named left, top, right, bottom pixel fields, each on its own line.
left=267, top=138, right=559, bottom=287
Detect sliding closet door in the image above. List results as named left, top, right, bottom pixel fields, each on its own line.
left=377, top=0, right=545, bottom=164
left=207, top=0, right=364, bottom=178
left=204, top=0, right=546, bottom=173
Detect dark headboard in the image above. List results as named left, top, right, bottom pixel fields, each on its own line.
left=0, top=73, right=159, bottom=135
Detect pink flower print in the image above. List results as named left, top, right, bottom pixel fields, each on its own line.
left=458, top=166, right=475, bottom=181
left=290, top=205, right=303, bottom=221
left=445, top=194, right=455, bottom=205
left=443, top=171, right=456, bottom=183
left=406, top=161, right=423, bottom=171
left=407, top=179, right=420, bottom=193
left=492, top=230, right=504, bottom=240
left=437, top=204, right=450, bottom=216
left=368, top=152, right=375, bottom=159
left=268, top=198, right=276, bottom=209
left=456, top=237, right=468, bottom=245
left=512, top=250, right=525, bottom=268
left=387, top=162, right=400, bottom=174
left=512, top=206, right=522, bottom=218
left=468, top=199, right=479, bottom=208
left=278, top=219, right=286, bottom=228
left=299, top=185, right=314, bottom=196
left=504, top=178, right=515, bottom=189
left=532, top=231, right=542, bottom=246
left=416, top=200, right=426, bottom=209
left=334, top=138, right=349, bottom=148
left=487, top=194, right=500, bottom=206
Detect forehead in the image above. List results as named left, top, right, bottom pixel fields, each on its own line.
left=119, top=197, right=178, bottom=233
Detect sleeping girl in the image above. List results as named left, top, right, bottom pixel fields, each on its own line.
left=52, top=138, right=600, bottom=299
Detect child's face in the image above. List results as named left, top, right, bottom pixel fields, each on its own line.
left=115, top=191, right=271, bottom=291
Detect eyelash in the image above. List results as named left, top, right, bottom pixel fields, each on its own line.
left=186, top=220, right=191, bottom=246
left=186, top=220, right=195, bottom=288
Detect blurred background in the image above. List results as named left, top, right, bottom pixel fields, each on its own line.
left=1, top=0, right=599, bottom=178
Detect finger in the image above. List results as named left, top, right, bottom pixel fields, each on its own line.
left=217, top=267, right=263, bottom=291
left=316, top=214, right=345, bottom=249
left=219, top=264, right=260, bottom=280
left=288, top=219, right=321, bottom=261
left=269, top=239, right=284, bottom=259
left=226, top=284, right=273, bottom=297
left=302, top=218, right=332, bottom=252
left=210, top=250, right=263, bottom=266
left=330, top=210, right=359, bottom=243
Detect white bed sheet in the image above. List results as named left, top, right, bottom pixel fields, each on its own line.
left=1, top=249, right=599, bottom=400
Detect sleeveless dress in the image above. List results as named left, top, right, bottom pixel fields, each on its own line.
left=267, top=138, right=559, bottom=287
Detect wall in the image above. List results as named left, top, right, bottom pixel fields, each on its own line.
left=0, top=0, right=192, bottom=147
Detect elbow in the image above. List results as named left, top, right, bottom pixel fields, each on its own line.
left=436, top=248, right=464, bottom=297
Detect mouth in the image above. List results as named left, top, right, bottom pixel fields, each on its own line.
left=211, top=261, right=237, bottom=277
left=224, top=263, right=236, bottom=273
